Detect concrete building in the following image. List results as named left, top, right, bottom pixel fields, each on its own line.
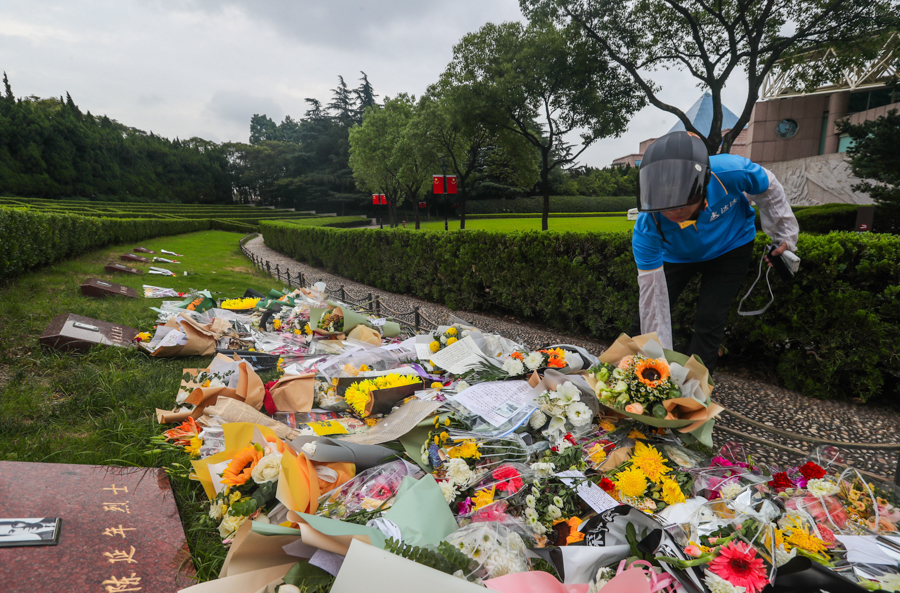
left=613, top=33, right=899, bottom=205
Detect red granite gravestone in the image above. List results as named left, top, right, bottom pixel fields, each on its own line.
left=105, top=263, right=142, bottom=276
left=80, top=279, right=139, bottom=299
left=120, top=254, right=151, bottom=264
left=39, top=314, right=139, bottom=352
left=0, top=462, right=195, bottom=593
left=133, top=247, right=156, bottom=254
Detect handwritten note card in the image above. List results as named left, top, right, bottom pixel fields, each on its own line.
left=428, top=336, right=494, bottom=375
left=453, top=380, right=533, bottom=427
left=555, top=470, right=619, bottom=514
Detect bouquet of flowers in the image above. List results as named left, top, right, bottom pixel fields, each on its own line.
left=587, top=333, right=721, bottom=447
left=443, top=522, right=530, bottom=580
left=427, top=325, right=464, bottom=354
left=501, top=348, right=566, bottom=377
left=317, top=459, right=423, bottom=522
left=602, top=441, right=692, bottom=512
left=220, top=297, right=261, bottom=312
left=341, top=373, right=423, bottom=418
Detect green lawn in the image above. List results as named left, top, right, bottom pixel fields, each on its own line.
left=0, top=230, right=277, bottom=580
left=396, top=216, right=636, bottom=233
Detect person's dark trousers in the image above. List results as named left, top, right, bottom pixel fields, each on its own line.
left=628, top=240, right=755, bottom=374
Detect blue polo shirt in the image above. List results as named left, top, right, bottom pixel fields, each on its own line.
left=632, top=154, right=768, bottom=270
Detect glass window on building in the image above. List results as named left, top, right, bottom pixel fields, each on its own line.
left=848, top=88, right=899, bottom=114
left=838, top=134, right=856, bottom=153
left=776, top=119, right=799, bottom=139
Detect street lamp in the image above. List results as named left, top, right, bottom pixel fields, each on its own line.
left=441, top=161, right=449, bottom=231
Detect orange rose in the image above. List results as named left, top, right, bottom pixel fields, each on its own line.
left=625, top=403, right=644, bottom=415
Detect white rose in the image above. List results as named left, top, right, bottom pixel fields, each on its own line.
left=218, top=513, right=247, bottom=539
left=502, top=358, right=525, bottom=376
left=251, top=452, right=282, bottom=484
left=529, top=410, right=547, bottom=430
left=455, top=380, right=470, bottom=393
left=524, top=352, right=544, bottom=371
left=439, top=480, right=458, bottom=504
left=566, top=401, right=592, bottom=426
left=301, top=442, right=317, bottom=457
left=441, top=335, right=448, bottom=344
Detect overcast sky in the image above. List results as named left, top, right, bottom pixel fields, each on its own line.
left=1, top=0, right=749, bottom=167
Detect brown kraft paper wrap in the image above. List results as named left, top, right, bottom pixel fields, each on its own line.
left=269, top=373, right=316, bottom=413
left=183, top=356, right=265, bottom=418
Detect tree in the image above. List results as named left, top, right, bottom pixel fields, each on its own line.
left=415, top=85, right=538, bottom=229
left=839, top=108, right=900, bottom=210
left=522, top=0, right=899, bottom=155
left=348, top=96, right=416, bottom=227
left=442, top=21, right=644, bottom=230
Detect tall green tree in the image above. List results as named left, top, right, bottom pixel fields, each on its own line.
left=442, top=21, right=643, bottom=230
left=839, top=108, right=900, bottom=210
left=415, top=85, right=538, bottom=229
left=522, top=0, right=899, bottom=155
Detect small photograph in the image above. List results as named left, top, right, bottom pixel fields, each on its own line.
left=0, top=518, right=62, bottom=547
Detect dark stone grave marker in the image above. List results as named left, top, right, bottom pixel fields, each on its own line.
left=133, top=247, right=156, bottom=254
left=120, top=254, right=151, bottom=264
left=39, top=314, right=139, bottom=352
left=104, top=263, right=142, bottom=276
left=80, top=279, right=139, bottom=300
left=0, top=461, right=195, bottom=592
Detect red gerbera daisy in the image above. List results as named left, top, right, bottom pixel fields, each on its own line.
left=768, top=471, right=794, bottom=492
left=708, top=541, right=769, bottom=593
left=492, top=465, right=523, bottom=493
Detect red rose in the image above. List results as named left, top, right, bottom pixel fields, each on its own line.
left=599, top=477, right=616, bottom=493
left=768, top=472, right=794, bottom=491
left=799, top=462, right=826, bottom=480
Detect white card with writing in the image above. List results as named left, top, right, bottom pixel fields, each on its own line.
left=428, top=335, right=494, bottom=375
left=453, top=380, right=532, bottom=427
left=414, top=335, right=436, bottom=360
left=370, top=318, right=387, bottom=327
left=555, top=470, right=619, bottom=514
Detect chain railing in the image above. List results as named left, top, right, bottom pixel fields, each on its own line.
left=240, top=242, right=439, bottom=335
left=240, top=237, right=900, bottom=485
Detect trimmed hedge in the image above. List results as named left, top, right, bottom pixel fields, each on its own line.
left=0, top=207, right=210, bottom=279
left=277, top=217, right=371, bottom=228
left=211, top=219, right=259, bottom=233
left=261, top=223, right=900, bottom=403
left=466, top=212, right=628, bottom=220
left=461, top=196, right=636, bottom=214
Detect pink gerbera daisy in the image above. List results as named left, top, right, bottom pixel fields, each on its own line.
left=708, top=541, right=769, bottom=593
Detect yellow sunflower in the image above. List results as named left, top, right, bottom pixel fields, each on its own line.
left=634, top=358, right=670, bottom=388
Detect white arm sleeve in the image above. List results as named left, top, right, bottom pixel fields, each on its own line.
left=751, top=168, right=799, bottom=252
left=637, top=267, right=673, bottom=350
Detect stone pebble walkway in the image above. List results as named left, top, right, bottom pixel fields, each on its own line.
left=245, top=235, right=900, bottom=480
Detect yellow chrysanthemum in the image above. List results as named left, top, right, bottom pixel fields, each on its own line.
left=431, top=382, right=443, bottom=390
left=446, top=337, right=458, bottom=346
left=429, top=341, right=441, bottom=352
left=446, top=327, right=457, bottom=336
left=586, top=443, right=607, bottom=466
left=304, top=323, right=312, bottom=335
left=184, top=436, right=203, bottom=457
left=136, top=331, right=152, bottom=342
left=273, top=319, right=282, bottom=330
left=344, top=382, right=373, bottom=416
left=631, top=442, right=671, bottom=483
left=472, top=486, right=495, bottom=510
left=661, top=478, right=685, bottom=505
left=293, top=328, right=302, bottom=335
left=785, top=531, right=828, bottom=556
left=627, top=429, right=648, bottom=440
left=448, top=440, right=481, bottom=459
left=600, top=419, right=617, bottom=432
left=614, top=467, right=648, bottom=498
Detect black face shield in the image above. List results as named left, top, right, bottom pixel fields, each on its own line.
left=637, top=132, right=711, bottom=212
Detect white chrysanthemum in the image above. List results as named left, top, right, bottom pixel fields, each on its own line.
left=439, top=480, right=458, bottom=504
left=525, top=495, right=536, bottom=508
left=775, top=545, right=797, bottom=567
left=526, top=515, right=546, bottom=535
left=502, top=358, right=525, bottom=376
left=566, top=401, right=592, bottom=426
left=421, top=448, right=430, bottom=466
left=530, top=461, right=555, bottom=479
left=547, top=505, right=562, bottom=520
left=719, top=482, right=744, bottom=499
left=300, top=442, right=317, bottom=457
left=524, top=507, right=538, bottom=521
left=462, top=329, right=471, bottom=337
left=704, top=570, right=746, bottom=593
left=484, top=549, right=525, bottom=579
left=529, top=410, right=548, bottom=430
left=524, top=352, right=544, bottom=371
left=555, top=381, right=580, bottom=404
left=806, top=478, right=840, bottom=497
left=446, top=458, right=475, bottom=488
left=455, top=380, right=470, bottom=393
left=553, top=496, right=564, bottom=507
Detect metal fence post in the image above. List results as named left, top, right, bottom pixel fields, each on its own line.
left=367, top=293, right=372, bottom=313
left=266, top=261, right=271, bottom=274
left=275, top=264, right=280, bottom=282
left=340, top=285, right=346, bottom=302
left=285, top=270, right=291, bottom=288
left=414, top=306, right=420, bottom=332
left=375, top=295, right=381, bottom=317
